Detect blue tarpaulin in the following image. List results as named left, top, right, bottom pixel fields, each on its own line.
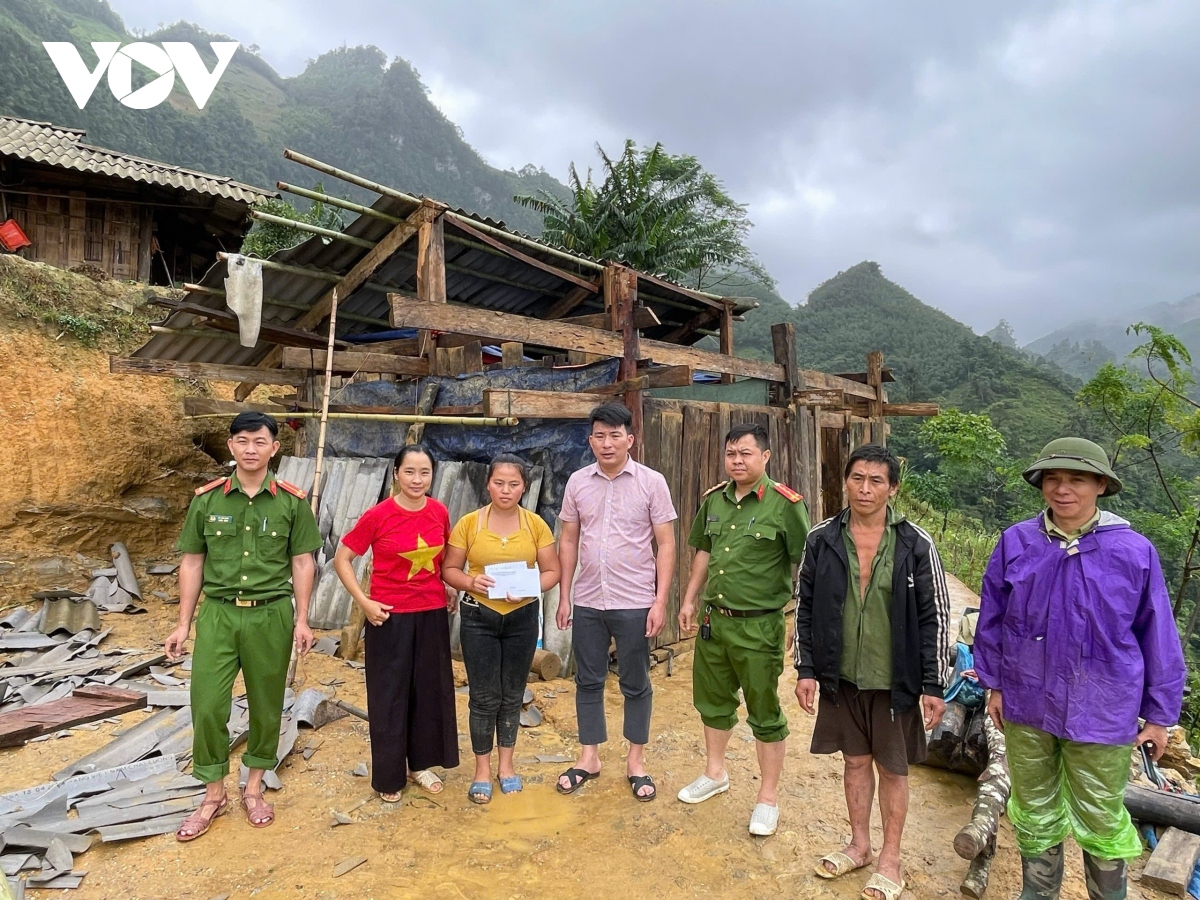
left=315, top=359, right=621, bottom=526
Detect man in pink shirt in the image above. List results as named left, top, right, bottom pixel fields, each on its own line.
left=555, top=403, right=678, bottom=801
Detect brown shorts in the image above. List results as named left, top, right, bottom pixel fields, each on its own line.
left=810, top=679, right=927, bottom=775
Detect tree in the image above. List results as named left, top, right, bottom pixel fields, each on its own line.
left=985, top=319, right=1017, bottom=348
left=916, top=409, right=1013, bottom=527
left=515, top=140, right=772, bottom=292
left=240, top=184, right=344, bottom=259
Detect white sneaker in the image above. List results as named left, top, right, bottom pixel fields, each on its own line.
left=677, top=773, right=730, bottom=804
left=748, top=802, right=779, bottom=836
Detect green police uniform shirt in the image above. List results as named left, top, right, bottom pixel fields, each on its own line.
left=687, top=475, right=810, bottom=611
left=177, top=471, right=323, bottom=603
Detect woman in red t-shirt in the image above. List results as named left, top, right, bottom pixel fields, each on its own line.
left=333, top=444, right=459, bottom=801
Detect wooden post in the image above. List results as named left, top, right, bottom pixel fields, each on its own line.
left=719, top=301, right=736, bottom=384
left=605, top=265, right=642, bottom=459
left=501, top=342, right=523, bottom=368
left=416, top=202, right=447, bottom=378
left=771, top=323, right=802, bottom=403
left=867, top=350, right=886, bottom=444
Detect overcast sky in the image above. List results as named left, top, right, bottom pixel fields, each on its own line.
left=114, top=0, right=1200, bottom=342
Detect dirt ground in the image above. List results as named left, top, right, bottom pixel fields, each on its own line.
left=2, top=582, right=1151, bottom=900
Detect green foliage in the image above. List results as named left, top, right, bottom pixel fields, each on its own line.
left=516, top=140, right=772, bottom=291
left=894, top=491, right=998, bottom=593
left=50, top=311, right=104, bottom=344
left=0, top=2, right=567, bottom=236
left=240, top=186, right=344, bottom=258
left=919, top=409, right=1006, bottom=469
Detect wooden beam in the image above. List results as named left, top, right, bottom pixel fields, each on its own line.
left=585, top=376, right=650, bottom=396
left=882, top=402, right=939, bottom=417
left=607, top=264, right=643, bottom=458
left=148, top=298, right=348, bottom=350
left=389, top=296, right=787, bottom=382
left=662, top=308, right=719, bottom=344
left=797, top=368, right=879, bottom=402
left=544, top=283, right=596, bottom=319
left=636, top=364, right=694, bottom=389
left=501, top=342, right=524, bottom=368
left=559, top=307, right=660, bottom=331
left=111, top=356, right=305, bottom=386
left=446, top=213, right=599, bottom=293
left=1143, top=827, right=1200, bottom=895
left=184, top=398, right=288, bottom=417
left=483, top=389, right=603, bottom=419
left=463, top=340, right=484, bottom=374
left=233, top=203, right=429, bottom=400
left=771, top=323, right=802, bottom=398
left=796, top=389, right=849, bottom=408
left=280, top=348, right=430, bottom=376
left=635, top=270, right=722, bottom=310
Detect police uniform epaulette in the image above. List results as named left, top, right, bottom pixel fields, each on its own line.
left=278, top=480, right=307, bottom=499
left=194, top=477, right=228, bottom=496
left=701, top=481, right=729, bottom=498
left=773, top=482, right=803, bottom=502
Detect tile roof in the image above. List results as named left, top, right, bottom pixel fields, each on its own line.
left=0, top=116, right=274, bottom=204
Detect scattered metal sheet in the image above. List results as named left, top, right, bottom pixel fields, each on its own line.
left=90, top=569, right=118, bottom=579
left=0, top=609, right=34, bottom=632
left=0, top=854, right=36, bottom=875
left=331, top=810, right=352, bottom=826
left=0, top=828, right=92, bottom=854
left=26, top=870, right=84, bottom=888
left=292, top=690, right=348, bottom=730
left=38, top=600, right=100, bottom=638
left=146, top=565, right=178, bottom=576
left=237, top=766, right=282, bottom=792
left=32, top=796, right=201, bottom=834
left=54, top=707, right=190, bottom=780
left=42, top=839, right=71, bottom=874
left=30, top=591, right=84, bottom=602
left=8, top=874, right=24, bottom=900
left=535, top=754, right=574, bottom=764
left=351, top=762, right=368, bottom=777
left=311, top=636, right=340, bottom=656
left=519, top=706, right=542, bottom=728
left=147, top=673, right=185, bottom=688
left=108, top=544, right=141, bottom=600
left=332, top=856, right=367, bottom=878
left=96, top=813, right=189, bottom=843
left=0, top=635, right=60, bottom=652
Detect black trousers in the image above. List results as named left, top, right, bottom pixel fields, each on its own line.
left=459, top=599, right=540, bottom=754
left=363, top=608, right=460, bottom=793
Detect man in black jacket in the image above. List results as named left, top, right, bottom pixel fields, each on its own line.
left=794, top=444, right=950, bottom=900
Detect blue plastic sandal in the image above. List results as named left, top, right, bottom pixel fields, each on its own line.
left=499, top=774, right=522, bottom=794
left=468, top=781, right=492, bottom=804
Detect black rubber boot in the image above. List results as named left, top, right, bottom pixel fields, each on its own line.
left=1017, top=844, right=1064, bottom=899
left=1082, top=851, right=1127, bottom=900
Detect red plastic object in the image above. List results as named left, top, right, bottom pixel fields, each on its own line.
left=0, top=219, right=31, bottom=252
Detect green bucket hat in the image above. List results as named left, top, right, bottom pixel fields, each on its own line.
left=1022, top=437, right=1122, bottom=496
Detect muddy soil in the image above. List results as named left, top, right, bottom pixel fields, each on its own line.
left=1, top=587, right=1142, bottom=900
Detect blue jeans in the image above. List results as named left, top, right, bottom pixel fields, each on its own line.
left=459, top=599, right=540, bottom=755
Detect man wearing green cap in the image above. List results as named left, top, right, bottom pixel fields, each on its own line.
left=974, top=437, right=1185, bottom=900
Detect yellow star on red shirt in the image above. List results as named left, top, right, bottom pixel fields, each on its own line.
left=398, top=534, right=443, bottom=580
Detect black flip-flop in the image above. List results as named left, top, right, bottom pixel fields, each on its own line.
left=556, top=767, right=600, bottom=795
left=628, top=774, right=656, bottom=802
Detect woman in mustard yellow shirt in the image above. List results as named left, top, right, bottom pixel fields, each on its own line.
left=443, top=454, right=561, bottom=804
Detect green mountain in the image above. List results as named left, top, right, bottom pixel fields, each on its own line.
left=0, top=0, right=566, bottom=232
left=1022, top=292, right=1200, bottom=381
left=734, top=261, right=1084, bottom=460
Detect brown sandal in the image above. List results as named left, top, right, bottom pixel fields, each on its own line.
left=175, top=795, right=228, bottom=842
left=240, top=790, right=275, bottom=828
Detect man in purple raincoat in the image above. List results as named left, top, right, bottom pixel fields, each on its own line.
left=974, top=437, right=1185, bottom=900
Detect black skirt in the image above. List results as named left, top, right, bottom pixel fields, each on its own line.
left=363, top=607, right=460, bottom=793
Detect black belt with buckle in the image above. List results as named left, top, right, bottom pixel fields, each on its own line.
left=212, top=596, right=282, bottom=608
left=707, top=604, right=779, bottom=619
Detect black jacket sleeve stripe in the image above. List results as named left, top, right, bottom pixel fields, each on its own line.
left=792, top=514, right=838, bottom=673
left=909, top=522, right=953, bottom=688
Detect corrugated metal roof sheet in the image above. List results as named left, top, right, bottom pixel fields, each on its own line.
left=0, top=117, right=273, bottom=204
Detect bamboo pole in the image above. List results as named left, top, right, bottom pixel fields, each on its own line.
left=185, top=411, right=520, bottom=425
left=215, top=252, right=411, bottom=294
left=249, top=210, right=375, bottom=249
left=183, top=283, right=390, bottom=327
left=277, top=183, right=403, bottom=223
left=284, top=149, right=422, bottom=204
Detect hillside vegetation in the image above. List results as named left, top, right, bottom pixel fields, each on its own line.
left=0, top=0, right=565, bottom=232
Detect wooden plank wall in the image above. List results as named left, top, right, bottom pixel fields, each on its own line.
left=643, top=397, right=804, bottom=650
left=9, top=194, right=146, bottom=279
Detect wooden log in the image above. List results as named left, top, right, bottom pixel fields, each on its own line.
left=389, top=296, right=787, bottom=382
left=585, top=376, right=650, bottom=396
left=954, top=707, right=1010, bottom=860
left=796, top=389, right=849, bottom=408
left=771, top=322, right=802, bottom=398
left=880, top=402, right=940, bottom=417
left=638, top=365, right=694, bottom=389
left=484, top=389, right=602, bottom=419
left=1143, top=827, right=1200, bottom=895
left=463, top=340, right=484, bottom=374
left=797, top=368, right=879, bottom=402
left=960, top=846, right=995, bottom=900
left=111, top=356, right=305, bottom=386
left=185, top=398, right=288, bottom=417
left=280, top=348, right=430, bottom=376
left=544, top=283, right=595, bottom=319
left=607, top=265, right=643, bottom=458
left=1125, top=783, right=1200, bottom=834
left=662, top=308, right=719, bottom=343
left=501, top=342, right=524, bottom=367
left=530, top=649, right=561, bottom=681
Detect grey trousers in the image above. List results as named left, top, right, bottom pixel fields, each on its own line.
left=572, top=606, right=652, bottom=746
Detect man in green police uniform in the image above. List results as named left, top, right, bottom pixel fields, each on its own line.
left=166, top=412, right=322, bottom=842
left=677, top=422, right=809, bottom=837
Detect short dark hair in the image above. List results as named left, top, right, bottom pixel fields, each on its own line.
left=394, top=443, right=435, bottom=474
left=725, top=422, right=769, bottom=451
left=229, top=411, right=278, bottom=438
left=844, top=444, right=899, bottom=486
left=488, top=453, right=528, bottom=487
left=589, top=402, right=633, bottom=433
